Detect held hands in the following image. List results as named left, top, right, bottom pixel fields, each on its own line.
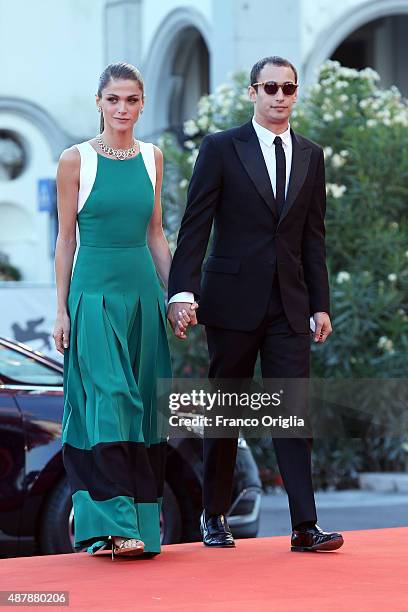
left=53, top=311, right=71, bottom=354
left=313, top=312, right=332, bottom=343
left=167, top=302, right=199, bottom=340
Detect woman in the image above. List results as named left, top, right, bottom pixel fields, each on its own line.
left=53, top=62, right=194, bottom=559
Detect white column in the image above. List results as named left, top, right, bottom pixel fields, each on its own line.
left=105, top=0, right=143, bottom=67
left=394, top=15, right=408, bottom=97
left=374, top=16, right=394, bottom=89
left=211, top=0, right=302, bottom=90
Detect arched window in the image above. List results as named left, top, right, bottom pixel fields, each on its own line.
left=304, top=1, right=408, bottom=96
left=331, top=15, right=408, bottom=96
left=168, top=27, right=209, bottom=140
left=0, top=130, right=27, bottom=181
left=141, top=8, right=211, bottom=142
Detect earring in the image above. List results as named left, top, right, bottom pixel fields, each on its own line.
left=97, top=107, right=101, bottom=113
left=140, top=109, right=144, bottom=115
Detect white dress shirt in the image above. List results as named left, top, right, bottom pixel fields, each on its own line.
left=168, top=117, right=293, bottom=306
left=251, top=116, right=292, bottom=199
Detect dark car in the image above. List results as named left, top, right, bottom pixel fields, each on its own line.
left=0, top=337, right=261, bottom=557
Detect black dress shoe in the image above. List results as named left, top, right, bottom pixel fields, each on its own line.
left=200, top=511, right=236, bottom=547
left=291, top=524, right=344, bottom=552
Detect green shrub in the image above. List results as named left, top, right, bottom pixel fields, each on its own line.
left=0, top=251, right=21, bottom=280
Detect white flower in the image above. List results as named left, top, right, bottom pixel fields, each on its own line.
left=393, top=113, right=408, bottom=126
left=335, top=81, right=348, bottom=89
left=334, top=110, right=343, bottom=119
left=323, top=146, right=333, bottom=159
left=377, top=336, right=394, bottom=354
left=326, top=183, right=347, bottom=198
left=397, top=309, right=408, bottom=322
left=179, top=178, right=188, bottom=189
left=359, top=99, right=371, bottom=110
left=338, top=66, right=358, bottom=79
left=323, top=113, right=333, bottom=122
left=197, top=115, right=209, bottom=131
left=215, top=83, right=232, bottom=95
left=187, top=149, right=199, bottom=165
left=219, top=97, right=233, bottom=112
left=339, top=94, right=348, bottom=103
left=389, top=221, right=399, bottom=230
left=377, top=336, right=386, bottom=349
left=336, top=271, right=351, bottom=284
left=331, top=153, right=346, bottom=169
left=208, top=124, right=220, bottom=133
left=366, top=119, right=377, bottom=128
left=197, top=97, right=211, bottom=114
left=323, top=59, right=340, bottom=71
left=360, top=67, right=380, bottom=82
left=378, top=108, right=391, bottom=119
left=339, top=149, right=349, bottom=158
left=405, top=251, right=408, bottom=258
left=388, top=273, right=397, bottom=283
left=184, top=119, right=199, bottom=137
left=184, top=140, right=196, bottom=150
left=389, top=85, right=401, bottom=97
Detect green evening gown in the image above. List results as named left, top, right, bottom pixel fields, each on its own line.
left=61, top=141, right=172, bottom=554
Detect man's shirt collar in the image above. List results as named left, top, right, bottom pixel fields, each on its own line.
left=252, top=116, right=291, bottom=147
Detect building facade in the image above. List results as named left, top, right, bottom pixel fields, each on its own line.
left=1, top=0, right=407, bottom=281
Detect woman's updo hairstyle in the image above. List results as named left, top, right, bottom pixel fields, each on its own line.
left=97, top=62, right=144, bottom=132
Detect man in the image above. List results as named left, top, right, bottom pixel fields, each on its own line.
left=167, top=56, right=344, bottom=552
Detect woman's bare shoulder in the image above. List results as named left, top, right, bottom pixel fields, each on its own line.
left=58, top=146, right=81, bottom=178
left=59, top=145, right=80, bottom=166
left=152, top=144, right=163, bottom=169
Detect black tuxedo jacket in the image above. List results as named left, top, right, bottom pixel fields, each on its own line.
left=168, top=120, right=330, bottom=333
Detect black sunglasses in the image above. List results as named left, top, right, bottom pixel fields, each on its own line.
left=252, top=81, right=298, bottom=96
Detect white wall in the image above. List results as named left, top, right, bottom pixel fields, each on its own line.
left=212, top=0, right=302, bottom=88
left=0, top=0, right=106, bottom=138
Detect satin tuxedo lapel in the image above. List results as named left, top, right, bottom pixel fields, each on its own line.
left=233, top=121, right=312, bottom=224
left=278, top=130, right=312, bottom=226
left=232, top=122, right=278, bottom=219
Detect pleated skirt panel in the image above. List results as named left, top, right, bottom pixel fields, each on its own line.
left=62, top=246, right=172, bottom=553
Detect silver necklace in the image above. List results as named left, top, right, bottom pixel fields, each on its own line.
left=96, top=134, right=139, bottom=160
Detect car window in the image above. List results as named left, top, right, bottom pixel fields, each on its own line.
left=0, top=345, right=63, bottom=385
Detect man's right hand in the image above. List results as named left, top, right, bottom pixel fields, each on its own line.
left=167, top=302, right=199, bottom=340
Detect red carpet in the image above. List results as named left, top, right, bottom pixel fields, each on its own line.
left=2, top=528, right=407, bottom=611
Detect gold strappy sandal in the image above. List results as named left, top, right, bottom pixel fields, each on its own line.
left=109, top=536, right=145, bottom=560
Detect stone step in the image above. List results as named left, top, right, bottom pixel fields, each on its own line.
left=358, top=472, right=408, bottom=493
